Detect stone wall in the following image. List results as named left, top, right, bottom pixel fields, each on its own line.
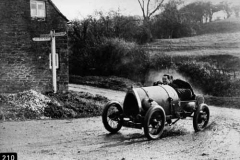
left=0, top=0, right=69, bottom=93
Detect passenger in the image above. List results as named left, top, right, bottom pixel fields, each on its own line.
left=152, top=80, right=162, bottom=86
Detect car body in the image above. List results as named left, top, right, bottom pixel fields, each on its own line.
left=102, top=85, right=210, bottom=140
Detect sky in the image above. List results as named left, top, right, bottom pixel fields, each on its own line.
left=51, top=0, right=141, bottom=20
left=51, top=0, right=240, bottom=20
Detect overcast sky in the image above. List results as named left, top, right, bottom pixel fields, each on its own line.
left=51, top=0, right=240, bottom=20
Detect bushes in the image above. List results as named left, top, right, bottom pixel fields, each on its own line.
left=177, top=54, right=240, bottom=97
left=70, top=37, right=150, bottom=83
left=178, top=61, right=233, bottom=96
left=68, top=12, right=151, bottom=83
left=227, top=80, right=240, bottom=96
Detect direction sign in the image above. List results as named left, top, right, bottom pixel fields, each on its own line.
left=32, top=37, right=51, bottom=41
left=40, top=32, right=66, bottom=38
left=54, top=32, right=66, bottom=37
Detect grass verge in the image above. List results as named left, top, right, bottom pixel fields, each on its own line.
left=70, top=75, right=142, bottom=91
left=0, top=90, right=109, bottom=121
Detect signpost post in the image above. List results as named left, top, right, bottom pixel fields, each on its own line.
left=50, top=30, right=57, bottom=94
left=33, top=30, right=66, bottom=93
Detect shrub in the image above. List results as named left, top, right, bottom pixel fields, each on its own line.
left=177, top=61, right=232, bottom=96
left=70, top=37, right=150, bottom=83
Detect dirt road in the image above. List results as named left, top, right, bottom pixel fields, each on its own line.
left=1, top=84, right=240, bottom=160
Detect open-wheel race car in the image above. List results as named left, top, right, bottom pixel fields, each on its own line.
left=102, top=84, right=210, bottom=140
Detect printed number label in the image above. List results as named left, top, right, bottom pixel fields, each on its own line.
left=0, top=153, right=17, bottom=160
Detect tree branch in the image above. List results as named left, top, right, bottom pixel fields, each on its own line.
left=147, top=0, right=151, bottom=17
left=149, top=0, right=165, bottom=18
left=137, top=0, right=146, bottom=18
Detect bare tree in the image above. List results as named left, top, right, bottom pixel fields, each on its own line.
left=137, top=0, right=166, bottom=41
left=137, top=0, right=165, bottom=20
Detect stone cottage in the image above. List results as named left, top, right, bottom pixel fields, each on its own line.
left=0, top=0, right=69, bottom=93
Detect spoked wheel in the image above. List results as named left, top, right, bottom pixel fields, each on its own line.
left=102, top=101, right=123, bottom=133
left=144, top=106, right=166, bottom=140
left=193, top=104, right=210, bottom=131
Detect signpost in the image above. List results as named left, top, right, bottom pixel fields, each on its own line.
left=40, top=32, right=66, bottom=37
left=32, top=37, right=51, bottom=41
left=33, top=30, right=66, bottom=93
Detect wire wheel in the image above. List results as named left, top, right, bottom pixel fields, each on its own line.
left=102, top=101, right=123, bottom=133
left=144, top=106, right=166, bottom=140
left=193, top=104, right=210, bottom=131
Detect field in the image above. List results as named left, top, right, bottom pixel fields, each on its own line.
left=144, top=18, right=240, bottom=58
left=143, top=18, right=240, bottom=57
left=147, top=32, right=240, bottom=57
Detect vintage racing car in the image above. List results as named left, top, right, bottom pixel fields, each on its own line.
left=102, top=84, right=210, bottom=140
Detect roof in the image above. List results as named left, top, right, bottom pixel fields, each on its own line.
left=48, top=0, right=69, bottom=22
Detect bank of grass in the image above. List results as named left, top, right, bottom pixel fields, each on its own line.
left=0, top=90, right=109, bottom=121
left=200, top=17, right=240, bottom=34
left=205, top=96, right=240, bottom=109
left=70, top=75, right=142, bottom=91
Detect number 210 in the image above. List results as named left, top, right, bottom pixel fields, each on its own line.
left=2, top=155, right=15, bottom=160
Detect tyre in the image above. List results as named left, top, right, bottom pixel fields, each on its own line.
left=144, top=105, right=166, bottom=140
left=193, top=104, right=210, bottom=131
left=102, top=101, right=123, bottom=133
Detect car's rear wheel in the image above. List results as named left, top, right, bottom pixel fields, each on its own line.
left=102, top=101, right=123, bottom=133
left=193, top=104, right=210, bottom=131
left=144, top=105, right=166, bottom=140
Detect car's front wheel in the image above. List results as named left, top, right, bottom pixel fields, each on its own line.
left=144, top=105, right=166, bottom=140
left=193, top=104, right=210, bottom=131
left=102, top=101, right=123, bottom=133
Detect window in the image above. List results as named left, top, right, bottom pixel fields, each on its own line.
left=30, top=0, right=46, bottom=18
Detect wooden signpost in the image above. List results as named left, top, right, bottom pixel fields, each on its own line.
left=33, top=30, right=66, bottom=93
left=32, top=37, right=51, bottom=41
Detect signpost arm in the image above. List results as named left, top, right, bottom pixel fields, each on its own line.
left=51, top=30, right=57, bottom=93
